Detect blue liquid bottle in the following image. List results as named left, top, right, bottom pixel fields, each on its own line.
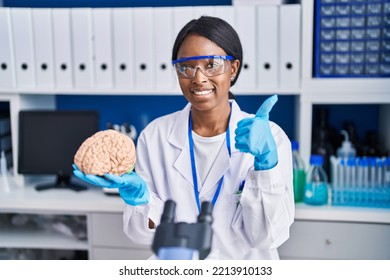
left=304, top=155, right=329, bottom=206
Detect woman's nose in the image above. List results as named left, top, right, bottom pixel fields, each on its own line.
left=191, top=66, right=208, bottom=83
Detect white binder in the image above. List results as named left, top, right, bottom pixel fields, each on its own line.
left=32, top=8, right=55, bottom=88
left=0, top=8, right=16, bottom=89
left=173, top=6, right=194, bottom=39
left=52, top=8, right=73, bottom=89
left=71, top=8, right=94, bottom=88
left=257, top=5, right=279, bottom=89
left=133, top=8, right=154, bottom=89
left=112, top=8, right=134, bottom=89
left=192, top=5, right=215, bottom=19
left=11, top=8, right=36, bottom=88
left=92, top=8, right=113, bottom=88
left=214, top=5, right=236, bottom=29
left=235, top=6, right=257, bottom=91
left=154, top=7, right=175, bottom=90
left=279, top=4, right=301, bottom=89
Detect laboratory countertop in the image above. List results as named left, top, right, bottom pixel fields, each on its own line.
left=1, top=177, right=389, bottom=223
left=0, top=177, right=126, bottom=213
left=294, top=203, right=390, bottom=224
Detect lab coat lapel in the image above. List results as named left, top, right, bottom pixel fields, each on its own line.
left=201, top=143, right=230, bottom=197
left=169, top=103, right=195, bottom=186
left=200, top=100, right=246, bottom=196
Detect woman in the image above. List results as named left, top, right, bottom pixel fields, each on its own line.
left=74, top=16, right=294, bottom=260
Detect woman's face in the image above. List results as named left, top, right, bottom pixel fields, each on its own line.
left=175, top=34, right=239, bottom=113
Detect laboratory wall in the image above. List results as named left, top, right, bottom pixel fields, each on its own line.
left=2, top=0, right=381, bottom=145
left=2, top=0, right=299, bottom=141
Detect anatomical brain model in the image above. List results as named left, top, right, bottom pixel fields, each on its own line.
left=74, top=129, right=136, bottom=176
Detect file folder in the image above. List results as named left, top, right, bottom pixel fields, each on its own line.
left=10, top=8, right=36, bottom=88
left=133, top=8, right=154, bottom=89
left=257, top=5, right=278, bottom=89
left=112, top=8, right=134, bottom=89
left=92, top=8, right=113, bottom=88
left=279, top=4, right=301, bottom=88
left=173, top=6, right=195, bottom=39
left=0, top=8, right=16, bottom=89
left=235, top=6, right=257, bottom=90
left=192, top=6, right=215, bottom=19
left=214, top=5, right=236, bottom=29
left=32, top=8, right=55, bottom=88
left=154, top=7, right=175, bottom=90
left=71, top=8, right=94, bottom=88
left=52, top=8, right=73, bottom=89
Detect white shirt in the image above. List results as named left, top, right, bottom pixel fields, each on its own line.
left=123, top=100, right=294, bottom=260
left=192, top=131, right=225, bottom=187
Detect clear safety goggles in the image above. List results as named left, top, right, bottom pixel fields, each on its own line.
left=172, top=55, right=234, bottom=79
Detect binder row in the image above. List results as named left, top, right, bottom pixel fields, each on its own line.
left=0, top=5, right=301, bottom=92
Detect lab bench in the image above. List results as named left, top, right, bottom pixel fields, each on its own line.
left=0, top=178, right=153, bottom=260
left=1, top=177, right=389, bottom=260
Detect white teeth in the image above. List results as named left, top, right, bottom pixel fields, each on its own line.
left=193, top=89, right=212, bottom=95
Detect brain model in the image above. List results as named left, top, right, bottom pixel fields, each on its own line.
left=74, top=129, right=136, bottom=176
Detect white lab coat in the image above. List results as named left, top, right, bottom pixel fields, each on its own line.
left=123, top=100, right=294, bottom=260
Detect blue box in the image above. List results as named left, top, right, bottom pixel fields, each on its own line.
left=314, top=0, right=390, bottom=78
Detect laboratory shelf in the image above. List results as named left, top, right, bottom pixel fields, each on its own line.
left=294, top=203, right=390, bottom=224
left=0, top=225, right=88, bottom=250
left=0, top=177, right=152, bottom=259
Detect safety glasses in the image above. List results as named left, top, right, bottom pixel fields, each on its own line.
left=172, top=55, right=234, bottom=79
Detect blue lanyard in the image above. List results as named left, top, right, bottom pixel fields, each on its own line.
left=188, top=104, right=232, bottom=213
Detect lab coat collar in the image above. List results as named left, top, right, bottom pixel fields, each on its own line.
left=170, top=102, right=194, bottom=186
left=168, top=100, right=244, bottom=194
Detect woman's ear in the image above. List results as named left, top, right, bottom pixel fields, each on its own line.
left=231, top=59, right=240, bottom=77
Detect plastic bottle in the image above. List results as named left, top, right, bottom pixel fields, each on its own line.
left=337, top=130, right=356, bottom=159
left=0, top=150, right=7, bottom=175
left=304, top=154, right=329, bottom=206
left=385, top=157, right=390, bottom=187
left=311, top=107, right=337, bottom=179
left=291, top=141, right=306, bottom=203
left=0, top=150, right=10, bottom=192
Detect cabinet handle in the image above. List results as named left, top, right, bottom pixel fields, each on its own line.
left=325, top=238, right=332, bottom=245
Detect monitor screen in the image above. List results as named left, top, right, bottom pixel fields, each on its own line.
left=18, top=110, right=99, bottom=191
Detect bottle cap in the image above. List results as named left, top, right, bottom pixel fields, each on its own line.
left=337, top=130, right=356, bottom=157
left=358, top=157, right=368, bottom=167
left=310, top=154, right=323, bottom=165
left=347, top=157, right=356, bottom=166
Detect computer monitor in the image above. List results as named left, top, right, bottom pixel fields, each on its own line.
left=18, top=110, right=99, bottom=191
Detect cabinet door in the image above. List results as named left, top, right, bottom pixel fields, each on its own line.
left=90, top=213, right=152, bottom=259
left=91, top=247, right=152, bottom=260
left=278, top=220, right=390, bottom=260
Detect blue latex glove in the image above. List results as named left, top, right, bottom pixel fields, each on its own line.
left=234, top=95, right=278, bottom=170
left=73, top=164, right=150, bottom=206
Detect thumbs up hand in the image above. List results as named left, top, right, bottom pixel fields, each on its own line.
left=234, top=95, right=278, bottom=170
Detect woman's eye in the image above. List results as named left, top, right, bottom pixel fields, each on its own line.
left=179, top=65, right=191, bottom=72
left=207, top=61, right=220, bottom=69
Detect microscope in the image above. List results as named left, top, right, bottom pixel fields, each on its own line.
left=152, top=200, right=213, bottom=260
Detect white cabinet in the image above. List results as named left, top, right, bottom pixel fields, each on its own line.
left=279, top=220, right=390, bottom=260
left=89, top=213, right=153, bottom=260
left=278, top=205, right=390, bottom=260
